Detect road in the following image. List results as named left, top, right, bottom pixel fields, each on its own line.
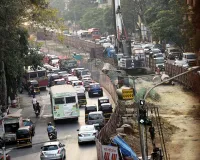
left=8, top=88, right=113, bottom=160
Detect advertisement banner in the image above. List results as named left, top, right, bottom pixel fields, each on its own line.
left=102, top=145, right=119, bottom=160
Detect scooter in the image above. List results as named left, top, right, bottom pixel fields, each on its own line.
left=35, top=109, right=40, bottom=118
left=48, top=132, right=57, bottom=141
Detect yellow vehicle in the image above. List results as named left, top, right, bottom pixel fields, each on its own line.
left=16, top=126, right=32, bottom=148
left=77, top=92, right=87, bottom=107
left=28, top=80, right=40, bottom=94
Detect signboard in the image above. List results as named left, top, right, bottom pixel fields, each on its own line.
left=102, top=145, right=119, bottom=160
left=122, top=89, right=134, bottom=100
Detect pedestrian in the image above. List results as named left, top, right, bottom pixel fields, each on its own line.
left=149, top=125, right=155, bottom=143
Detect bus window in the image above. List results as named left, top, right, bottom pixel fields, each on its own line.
left=29, top=72, right=37, bottom=79
left=54, top=98, right=65, bottom=104
left=38, top=71, right=46, bottom=77
left=65, top=97, right=76, bottom=104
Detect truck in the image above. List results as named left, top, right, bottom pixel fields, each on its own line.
left=0, top=113, right=23, bottom=142
left=59, top=59, right=78, bottom=72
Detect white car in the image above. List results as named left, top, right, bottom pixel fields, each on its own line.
left=40, top=141, right=66, bottom=160
left=173, top=59, right=189, bottom=68
left=77, top=125, right=98, bottom=145
left=72, top=80, right=85, bottom=92
left=66, top=76, right=79, bottom=84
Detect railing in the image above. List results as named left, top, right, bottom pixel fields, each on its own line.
left=165, top=63, right=200, bottom=95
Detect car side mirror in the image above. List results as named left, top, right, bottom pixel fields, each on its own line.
left=62, top=144, right=65, bottom=147
left=41, top=147, right=43, bottom=149
left=77, top=129, right=79, bottom=131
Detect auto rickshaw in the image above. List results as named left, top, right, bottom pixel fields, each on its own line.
left=98, top=97, right=109, bottom=111
left=85, top=105, right=97, bottom=124
left=77, top=92, right=87, bottom=107
left=27, top=80, right=40, bottom=94
left=98, top=103, right=113, bottom=122
left=16, top=126, right=32, bottom=148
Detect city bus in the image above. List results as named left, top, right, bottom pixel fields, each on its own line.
left=49, top=85, right=79, bottom=121
left=23, top=66, right=48, bottom=89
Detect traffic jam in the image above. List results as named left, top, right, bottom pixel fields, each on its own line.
left=1, top=53, right=113, bottom=160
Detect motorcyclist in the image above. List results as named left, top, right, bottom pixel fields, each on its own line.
left=35, top=102, right=41, bottom=114
left=47, top=122, right=57, bottom=138
left=32, top=95, right=37, bottom=111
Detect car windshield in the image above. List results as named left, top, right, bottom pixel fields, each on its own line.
left=187, top=54, right=196, bottom=59
left=80, top=126, right=94, bottom=132
left=155, top=59, right=164, bottom=64
left=90, top=84, right=100, bottom=88
left=43, top=145, right=58, bottom=151
left=170, top=49, right=180, bottom=52
left=88, top=114, right=103, bottom=120
left=55, top=80, right=65, bottom=85
left=82, top=70, right=90, bottom=75
left=23, top=121, right=32, bottom=126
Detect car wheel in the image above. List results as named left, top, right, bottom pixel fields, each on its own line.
left=100, top=92, right=103, bottom=97
left=78, top=141, right=81, bottom=145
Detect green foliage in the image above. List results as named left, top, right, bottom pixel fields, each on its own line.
left=0, top=0, right=56, bottom=103
left=145, top=0, right=194, bottom=50
left=79, top=7, right=114, bottom=33
left=25, top=49, right=44, bottom=70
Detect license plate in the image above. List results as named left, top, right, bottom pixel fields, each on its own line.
left=84, top=134, right=90, bottom=136
left=47, top=154, right=55, bottom=157
left=93, top=92, right=98, bottom=94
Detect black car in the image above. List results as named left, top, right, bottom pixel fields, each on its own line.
left=88, top=83, right=103, bottom=98
left=23, top=119, right=35, bottom=136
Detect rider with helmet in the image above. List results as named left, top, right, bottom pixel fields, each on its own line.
left=47, top=122, right=57, bottom=138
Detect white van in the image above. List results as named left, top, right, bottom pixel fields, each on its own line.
left=182, top=52, right=197, bottom=66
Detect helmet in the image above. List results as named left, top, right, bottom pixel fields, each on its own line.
left=48, top=122, right=52, bottom=126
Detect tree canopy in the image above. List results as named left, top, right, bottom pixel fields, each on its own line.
left=145, top=0, right=194, bottom=50
left=0, top=0, right=56, bottom=109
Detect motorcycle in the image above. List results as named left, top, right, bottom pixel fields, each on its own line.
left=48, top=132, right=57, bottom=140
left=35, top=110, right=40, bottom=117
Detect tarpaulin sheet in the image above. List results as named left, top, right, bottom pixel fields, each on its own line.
left=113, top=135, right=138, bottom=160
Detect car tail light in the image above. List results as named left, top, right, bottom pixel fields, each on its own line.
left=78, top=134, right=82, bottom=137
left=57, top=149, right=61, bottom=154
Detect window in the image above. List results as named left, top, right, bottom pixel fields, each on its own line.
left=54, top=98, right=65, bottom=104
left=38, top=71, right=46, bottom=77
left=81, top=71, right=89, bottom=75
left=89, top=114, right=103, bottom=120
left=155, top=59, right=164, bottom=64
left=43, top=145, right=58, bottom=151
left=65, top=96, right=76, bottom=103
left=29, top=72, right=37, bottom=79
left=23, top=121, right=32, bottom=126
left=187, top=54, right=196, bottom=59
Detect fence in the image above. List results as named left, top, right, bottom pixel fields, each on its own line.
left=165, top=63, right=200, bottom=95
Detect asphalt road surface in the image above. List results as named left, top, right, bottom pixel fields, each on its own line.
left=8, top=88, right=113, bottom=160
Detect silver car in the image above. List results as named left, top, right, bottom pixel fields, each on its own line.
left=77, top=125, right=98, bottom=145
left=40, top=141, right=66, bottom=160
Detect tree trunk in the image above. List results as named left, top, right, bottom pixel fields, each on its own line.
left=0, top=61, right=7, bottom=112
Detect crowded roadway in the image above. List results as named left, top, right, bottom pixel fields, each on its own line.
left=7, top=54, right=114, bottom=160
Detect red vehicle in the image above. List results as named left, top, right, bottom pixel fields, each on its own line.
left=0, top=153, right=10, bottom=160
left=23, top=66, right=48, bottom=89
left=88, top=28, right=101, bottom=41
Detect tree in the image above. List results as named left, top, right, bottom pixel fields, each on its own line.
left=0, top=0, right=56, bottom=111
left=145, top=0, right=194, bottom=50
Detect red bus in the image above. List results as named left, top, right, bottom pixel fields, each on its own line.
left=88, top=28, right=101, bottom=41
left=23, top=66, right=48, bottom=89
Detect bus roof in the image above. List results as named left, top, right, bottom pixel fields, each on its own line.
left=50, top=85, right=77, bottom=97
left=25, top=66, right=46, bottom=72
